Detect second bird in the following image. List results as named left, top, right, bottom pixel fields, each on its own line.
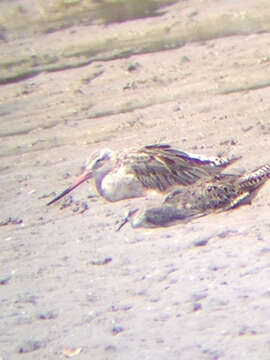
left=118, top=163, right=270, bottom=229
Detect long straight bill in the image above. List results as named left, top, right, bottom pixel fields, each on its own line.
left=47, top=171, right=93, bottom=206
left=116, top=217, right=129, bottom=231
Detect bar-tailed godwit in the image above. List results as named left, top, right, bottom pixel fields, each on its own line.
left=47, top=144, right=238, bottom=206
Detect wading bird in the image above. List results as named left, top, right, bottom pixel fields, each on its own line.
left=117, top=163, right=270, bottom=229
left=47, top=144, right=237, bottom=206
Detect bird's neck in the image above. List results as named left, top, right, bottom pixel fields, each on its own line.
left=94, top=165, right=114, bottom=195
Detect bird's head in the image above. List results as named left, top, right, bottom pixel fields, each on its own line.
left=47, top=149, right=113, bottom=206
left=83, top=149, right=112, bottom=173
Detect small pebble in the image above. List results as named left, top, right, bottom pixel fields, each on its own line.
left=180, top=55, right=190, bottom=63
left=0, top=275, right=12, bottom=285
left=194, top=238, right=208, bottom=247
left=105, top=345, right=117, bottom=352
left=192, top=292, right=208, bottom=301
left=90, top=257, right=112, bottom=266
left=0, top=217, right=23, bottom=226
left=193, top=303, right=202, bottom=312
left=111, top=304, right=132, bottom=312
left=19, top=340, right=43, bottom=353
left=127, top=62, right=141, bottom=72
left=38, top=309, right=58, bottom=320
left=16, top=294, right=38, bottom=305
left=112, top=325, right=124, bottom=335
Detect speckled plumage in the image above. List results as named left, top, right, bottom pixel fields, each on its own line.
left=47, top=144, right=238, bottom=205
left=118, top=163, right=270, bottom=229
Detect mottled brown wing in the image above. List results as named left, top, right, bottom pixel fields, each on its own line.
left=127, top=144, right=226, bottom=192
left=163, top=176, right=237, bottom=216
left=143, top=144, right=233, bottom=168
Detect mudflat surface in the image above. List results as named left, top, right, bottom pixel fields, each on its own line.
left=1, top=0, right=270, bottom=359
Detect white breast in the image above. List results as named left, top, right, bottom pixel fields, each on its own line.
left=100, top=166, right=145, bottom=202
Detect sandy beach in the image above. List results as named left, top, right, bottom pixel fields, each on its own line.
left=1, top=0, right=270, bottom=358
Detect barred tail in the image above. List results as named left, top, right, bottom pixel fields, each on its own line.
left=239, top=164, right=270, bottom=189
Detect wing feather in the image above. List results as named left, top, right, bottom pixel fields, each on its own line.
left=126, top=144, right=230, bottom=191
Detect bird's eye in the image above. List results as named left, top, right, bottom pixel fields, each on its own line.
left=94, top=158, right=104, bottom=168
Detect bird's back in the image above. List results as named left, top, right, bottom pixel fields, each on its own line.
left=124, top=144, right=237, bottom=192
left=164, top=163, right=270, bottom=214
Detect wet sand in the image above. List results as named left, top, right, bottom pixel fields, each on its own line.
left=1, top=0, right=270, bottom=359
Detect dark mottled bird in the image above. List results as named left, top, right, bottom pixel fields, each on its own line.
left=118, top=163, right=270, bottom=229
